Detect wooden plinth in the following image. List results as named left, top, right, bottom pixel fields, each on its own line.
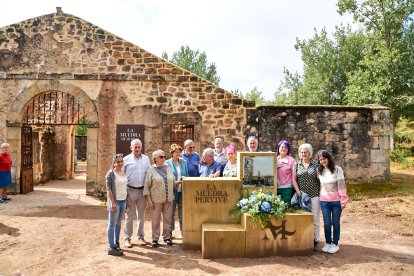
left=202, top=223, right=246, bottom=259
left=182, top=177, right=242, bottom=250
left=242, top=213, right=314, bottom=257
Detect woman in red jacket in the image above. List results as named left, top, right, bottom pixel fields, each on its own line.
left=0, top=143, right=12, bottom=203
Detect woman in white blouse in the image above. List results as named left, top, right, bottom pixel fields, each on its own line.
left=106, top=153, right=129, bottom=256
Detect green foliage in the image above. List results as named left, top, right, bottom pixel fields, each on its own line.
left=162, top=46, right=220, bottom=85
left=390, top=148, right=410, bottom=163
left=75, top=116, right=88, bottom=136
left=394, top=118, right=414, bottom=144
left=276, top=0, right=414, bottom=123
left=236, top=87, right=266, bottom=106
left=236, top=190, right=288, bottom=228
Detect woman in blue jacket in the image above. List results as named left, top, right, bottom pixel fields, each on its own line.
left=165, top=143, right=189, bottom=238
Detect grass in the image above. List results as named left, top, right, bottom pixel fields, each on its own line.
left=347, top=162, right=414, bottom=200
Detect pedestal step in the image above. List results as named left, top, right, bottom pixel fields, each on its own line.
left=202, top=223, right=246, bottom=258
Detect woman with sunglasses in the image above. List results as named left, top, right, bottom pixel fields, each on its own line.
left=317, top=150, right=348, bottom=254
left=144, top=150, right=175, bottom=248
left=106, top=153, right=129, bottom=256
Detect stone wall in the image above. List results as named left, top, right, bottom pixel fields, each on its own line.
left=0, top=10, right=254, bottom=195
left=246, top=105, right=391, bottom=183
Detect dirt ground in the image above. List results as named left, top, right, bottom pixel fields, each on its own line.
left=1, top=164, right=413, bottom=276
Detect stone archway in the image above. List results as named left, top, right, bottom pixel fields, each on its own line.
left=6, top=80, right=99, bottom=194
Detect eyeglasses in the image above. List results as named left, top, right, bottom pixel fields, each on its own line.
left=187, top=146, right=195, bottom=149
left=159, top=156, right=166, bottom=159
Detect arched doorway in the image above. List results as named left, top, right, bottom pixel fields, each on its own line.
left=6, top=81, right=99, bottom=195
left=20, top=91, right=86, bottom=193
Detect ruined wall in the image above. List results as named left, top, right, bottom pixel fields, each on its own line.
left=0, top=11, right=254, bottom=195
left=246, top=105, right=391, bottom=183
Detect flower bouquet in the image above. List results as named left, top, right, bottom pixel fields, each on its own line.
left=236, top=190, right=288, bottom=228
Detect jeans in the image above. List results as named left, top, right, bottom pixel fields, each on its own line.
left=320, top=201, right=342, bottom=245
left=108, top=200, right=126, bottom=249
left=171, top=192, right=183, bottom=233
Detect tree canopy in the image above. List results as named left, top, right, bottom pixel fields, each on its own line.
left=276, top=0, right=414, bottom=123
left=162, top=46, right=220, bottom=85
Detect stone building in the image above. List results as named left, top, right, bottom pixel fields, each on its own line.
left=0, top=9, right=391, bottom=196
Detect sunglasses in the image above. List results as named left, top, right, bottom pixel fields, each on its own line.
left=187, top=146, right=195, bottom=149
left=159, top=156, right=166, bottom=159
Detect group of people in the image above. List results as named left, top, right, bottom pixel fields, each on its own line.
left=276, top=140, right=348, bottom=254
left=105, top=136, right=252, bottom=256
left=106, top=136, right=348, bottom=256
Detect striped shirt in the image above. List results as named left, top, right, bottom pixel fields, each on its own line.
left=318, top=165, right=349, bottom=205
left=123, top=153, right=150, bottom=188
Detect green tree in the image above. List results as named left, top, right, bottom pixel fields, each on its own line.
left=338, top=0, right=414, bottom=123
left=235, top=87, right=266, bottom=106
left=162, top=46, right=220, bottom=85
left=277, top=0, right=414, bottom=123
left=277, top=26, right=366, bottom=105
left=75, top=116, right=88, bottom=136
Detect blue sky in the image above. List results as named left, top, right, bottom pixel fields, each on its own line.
left=0, top=0, right=353, bottom=100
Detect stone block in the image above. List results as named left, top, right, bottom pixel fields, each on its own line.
left=371, top=149, right=389, bottom=163
left=371, top=136, right=390, bottom=149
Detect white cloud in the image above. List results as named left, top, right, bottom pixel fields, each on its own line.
left=0, top=0, right=354, bottom=99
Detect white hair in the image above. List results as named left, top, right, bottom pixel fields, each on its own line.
left=130, top=139, right=142, bottom=146
left=1, top=143, right=10, bottom=149
left=184, top=139, right=194, bottom=147
left=298, top=143, right=313, bottom=159
left=203, top=148, right=215, bottom=157
left=152, top=149, right=165, bottom=162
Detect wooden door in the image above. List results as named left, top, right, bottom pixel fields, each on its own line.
left=20, top=125, right=33, bottom=194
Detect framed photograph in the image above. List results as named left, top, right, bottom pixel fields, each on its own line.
left=237, top=152, right=277, bottom=192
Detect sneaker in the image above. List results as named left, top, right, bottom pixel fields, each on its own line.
left=108, top=248, right=123, bottom=256
left=2, top=197, right=11, bottom=201
left=0, top=199, right=8, bottom=204
left=328, top=244, right=340, bottom=254
left=115, top=242, right=122, bottom=251
left=124, top=239, right=132, bottom=248
left=313, top=240, right=319, bottom=251
left=151, top=240, right=159, bottom=248
left=321, top=243, right=331, bottom=253
left=164, top=239, right=173, bottom=246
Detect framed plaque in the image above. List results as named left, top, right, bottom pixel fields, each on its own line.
left=237, top=152, right=277, bottom=193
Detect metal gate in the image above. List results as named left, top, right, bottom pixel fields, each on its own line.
left=20, top=125, right=33, bottom=194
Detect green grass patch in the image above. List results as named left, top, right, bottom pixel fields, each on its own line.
left=347, top=182, right=414, bottom=200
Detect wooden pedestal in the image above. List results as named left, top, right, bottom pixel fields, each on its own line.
left=242, top=213, right=314, bottom=257
left=182, top=178, right=242, bottom=249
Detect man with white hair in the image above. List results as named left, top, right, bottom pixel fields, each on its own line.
left=213, top=136, right=228, bottom=163
left=247, top=136, right=259, bottom=152
left=181, top=139, right=201, bottom=177
left=198, top=148, right=222, bottom=177
left=123, top=139, right=150, bottom=248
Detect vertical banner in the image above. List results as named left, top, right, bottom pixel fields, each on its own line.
left=116, top=125, right=145, bottom=156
